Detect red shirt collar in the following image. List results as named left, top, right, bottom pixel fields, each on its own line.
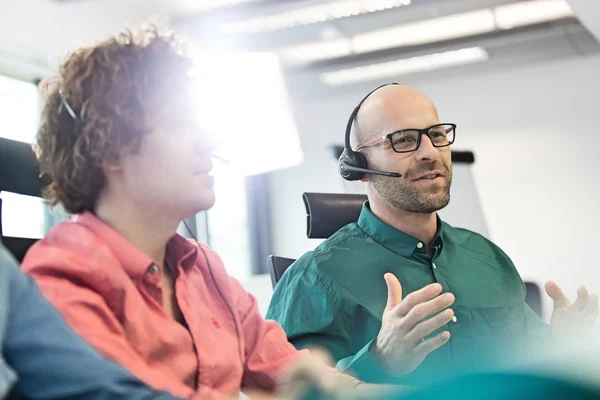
left=75, top=211, right=198, bottom=279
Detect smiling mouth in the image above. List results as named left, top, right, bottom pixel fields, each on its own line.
left=414, top=174, right=443, bottom=181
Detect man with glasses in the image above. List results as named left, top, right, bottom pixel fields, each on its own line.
left=266, top=84, right=598, bottom=386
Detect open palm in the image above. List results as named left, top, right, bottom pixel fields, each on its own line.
left=545, top=281, right=599, bottom=339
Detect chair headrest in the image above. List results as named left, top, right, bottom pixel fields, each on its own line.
left=0, top=137, right=46, bottom=197
left=303, top=192, right=367, bottom=239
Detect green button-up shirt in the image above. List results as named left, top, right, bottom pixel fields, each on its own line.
left=266, top=202, right=551, bottom=385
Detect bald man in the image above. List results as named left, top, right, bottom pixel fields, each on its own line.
left=266, top=84, right=598, bottom=386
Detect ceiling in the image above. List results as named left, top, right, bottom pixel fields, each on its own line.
left=0, top=0, right=598, bottom=98
left=171, top=0, right=599, bottom=99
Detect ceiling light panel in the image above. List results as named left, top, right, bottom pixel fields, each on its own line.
left=320, top=47, right=490, bottom=86
left=352, top=9, right=496, bottom=53
left=174, top=0, right=259, bottom=13
left=277, top=0, right=574, bottom=66
left=221, top=0, right=411, bottom=34
left=494, top=0, right=574, bottom=30
left=279, top=39, right=353, bottom=65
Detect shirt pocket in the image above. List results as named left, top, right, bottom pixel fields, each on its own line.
left=466, top=306, right=526, bottom=367
left=470, top=305, right=525, bottom=339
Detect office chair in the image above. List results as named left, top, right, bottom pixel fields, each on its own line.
left=267, top=192, right=544, bottom=318
left=0, top=137, right=47, bottom=262
left=303, top=192, right=367, bottom=239
left=267, top=193, right=367, bottom=287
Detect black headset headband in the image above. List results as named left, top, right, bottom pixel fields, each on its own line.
left=338, top=83, right=402, bottom=181
left=344, top=83, right=401, bottom=153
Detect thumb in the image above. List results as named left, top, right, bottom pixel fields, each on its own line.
left=545, top=281, right=570, bottom=309
left=384, top=273, right=403, bottom=312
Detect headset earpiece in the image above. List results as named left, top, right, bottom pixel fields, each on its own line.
left=339, top=149, right=368, bottom=181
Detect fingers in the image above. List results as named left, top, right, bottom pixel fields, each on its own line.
left=412, top=331, right=451, bottom=358
left=384, top=273, right=403, bottom=312
left=585, top=293, right=599, bottom=314
left=403, top=292, right=455, bottom=331
left=405, top=308, right=455, bottom=346
left=582, top=294, right=599, bottom=329
left=574, top=286, right=589, bottom=312
left=545, top=281, right=571, bottom=309
left=278, top=351, right=334, bottom=400
left=395, top=283, right=444, bottom=318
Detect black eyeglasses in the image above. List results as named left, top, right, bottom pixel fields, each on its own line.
left=356, top=123, right=456, bottom=153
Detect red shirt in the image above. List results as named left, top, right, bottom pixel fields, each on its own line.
left=22, top=212, right=302, bottom=399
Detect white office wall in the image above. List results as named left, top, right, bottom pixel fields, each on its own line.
left=0, top=1, right=166, bottom=59
left=269, top=54, right=600, bottom=320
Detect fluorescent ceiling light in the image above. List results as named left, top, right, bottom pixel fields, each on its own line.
left=279, top=38, right=353, bottom=64
left=221, top=0, right=411, bottom=34
left=174, top=0, right=259, bottom=13
left=320, top=47, right=490, bottom=86
left=277, top=0, right=573, bottom=65
left=494, top=0, right=573, bottom=30
left=352, top=9, right=495, bottom=53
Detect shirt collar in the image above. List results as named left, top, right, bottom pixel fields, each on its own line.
left=357, top=202, right=444, bottom=258
left=75, top=212, right=198, bottom=279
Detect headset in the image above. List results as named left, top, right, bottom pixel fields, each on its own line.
left=338, top=83, right=403, bottom=181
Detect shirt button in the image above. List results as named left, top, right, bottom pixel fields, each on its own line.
left=147, top=264, right=159, bottom=275
left=452, top=316, right=458, bottom=323
left=432, top=262, right=437, bottom=269
left=417, top=242, right=424, bottom=249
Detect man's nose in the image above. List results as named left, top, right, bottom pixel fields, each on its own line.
left=414, top=134, right=439, bottom=162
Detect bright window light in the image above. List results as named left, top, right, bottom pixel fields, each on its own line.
left=494, top=0, right=573, bottom=30
left=0, top=75, right=45, bottom=239
left=193, top=52, right=303, bottom=176
left=221, top=0, right=411, bottom=34
left=0, top=192, right=45, bottom=239
left=205, top=163, right=251, bottom=280
left=277, top=0, right=573, bottom=66
left=320, top=47, right=490, bottom=86
left=0, top=75, right=38, bottom=143
left=192, top=53, right=300, bottom=281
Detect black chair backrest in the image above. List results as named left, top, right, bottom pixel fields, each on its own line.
left=303, top=192, right=367, bottom=239
left=0, top=137, right=47, bottom=262
left=267, top=255, right=296, bottom=288
left=1, top=237, right=39, bottom=264
left=0, top=137, right=45, bottom=199
left=268, top=193, right=366, bottom=287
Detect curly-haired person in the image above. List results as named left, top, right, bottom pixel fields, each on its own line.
left=21, top=25, right=362, bottom=400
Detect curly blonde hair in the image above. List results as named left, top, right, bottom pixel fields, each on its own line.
left=36, top=24, right=192, bottom=214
